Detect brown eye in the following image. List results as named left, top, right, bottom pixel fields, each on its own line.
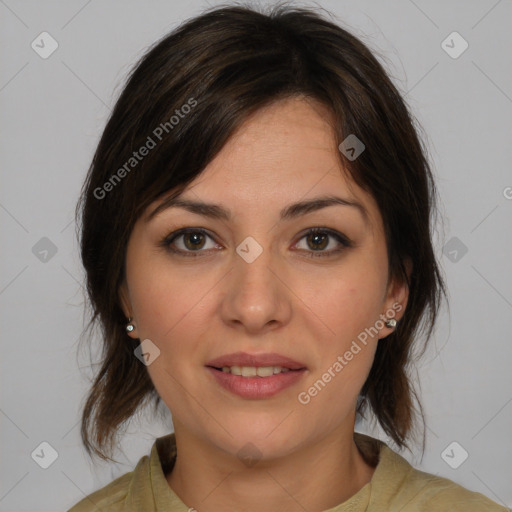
left=294, top=228, right=352, bottom=258
left=306, top=231, right=329, bottom=251
left=160, top=228, right=220, bottom=257
left=183, top=232, right=207, bottom=250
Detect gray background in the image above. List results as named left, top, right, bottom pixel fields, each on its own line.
left=1, top=0, right=511, bottom=510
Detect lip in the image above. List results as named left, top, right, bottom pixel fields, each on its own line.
left=205, top=351, right=307, bottom=370
left=206, top=366, right=307, bottom=399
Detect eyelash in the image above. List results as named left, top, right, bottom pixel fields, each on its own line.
left=158, top=227, right=353, bottom=259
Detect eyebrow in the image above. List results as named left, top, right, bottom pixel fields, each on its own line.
left=147, top=194, right=369, bottom=224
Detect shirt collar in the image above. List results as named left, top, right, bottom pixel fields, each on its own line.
left=138, top=431, right=408, bottom=512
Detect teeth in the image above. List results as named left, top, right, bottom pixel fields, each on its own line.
left=220, top=366, right=292, bottom=377
left=242, top=366, right=257, bottom=377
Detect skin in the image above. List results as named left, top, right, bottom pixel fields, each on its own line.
left=119, top=96, right=409, bottom=512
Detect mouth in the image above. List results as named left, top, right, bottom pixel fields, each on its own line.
left=204, top=352, right=307, bottom=399
left=205, top=366, right=307, bottom=399
left=205, top=351, right=307, bottom=371
left=206, top=365, right=304, bottom=377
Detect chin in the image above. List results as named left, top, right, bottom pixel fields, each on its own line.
left=207, top=421, right=305, bottom=463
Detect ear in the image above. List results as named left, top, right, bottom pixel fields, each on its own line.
left=379, top=258, right=412, bottom=338
left=118, top=281, right=138, bottom=339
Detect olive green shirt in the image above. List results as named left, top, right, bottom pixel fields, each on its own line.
left=67, top=432, right=509, bottom=511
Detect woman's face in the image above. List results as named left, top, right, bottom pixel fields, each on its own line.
left=120, top=96, right=408, bottom=459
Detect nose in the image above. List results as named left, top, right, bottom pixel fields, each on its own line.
left=219, top=242, right=292, bottom=335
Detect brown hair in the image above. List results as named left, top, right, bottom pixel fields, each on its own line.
left=75, top=2, right=446, bottom=462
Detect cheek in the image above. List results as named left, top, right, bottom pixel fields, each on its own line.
left=295, top=251, right=387, bottom=405
left=296, top=269, right=382, bottom=419
left=306, top=257, right=388, bottom=342
left=126, top=264, right=212, bottom=408
left=134, top=275, right=207, bottom=346
left=127, top=248, right=217, bottom=340
left=125, top=255, right=222, bottom=385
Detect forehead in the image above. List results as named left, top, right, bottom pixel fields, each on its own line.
left=146, top=96, right=381, bottom=231
left=207, top=96, right=340, bottom=183
left=184, top=98, right=354, bottom=196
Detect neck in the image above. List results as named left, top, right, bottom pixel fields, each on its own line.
left=166, top=424, right=377, bottom=512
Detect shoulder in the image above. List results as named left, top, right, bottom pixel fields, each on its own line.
left=66, top=454, right=150, bottom=512
left=400, top=467, right=509, bottom=511
left=354, top=433, right=508, bottom=512
left=66, top=432, right=178, bottom=512
left=377, top=443, right=509, bottom=511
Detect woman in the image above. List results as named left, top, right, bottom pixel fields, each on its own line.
left=68, top=3, right=508, bottom=511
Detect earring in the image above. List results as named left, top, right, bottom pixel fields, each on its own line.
left=385, top=318, right=397, bottom=329
left=126, top=317, right=135, bottom=333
